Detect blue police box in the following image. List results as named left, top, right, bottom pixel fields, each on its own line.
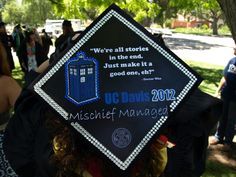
left=65, top=52, right=99, bottom=106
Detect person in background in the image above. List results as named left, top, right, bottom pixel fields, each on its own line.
left=50, top=20, right=75, bottom=62
left=0, top=21, right=15, bottom=72
left=12, top=24, right=25, bottom=54
left=18, top=29, right=47, bottom=74
left=210, top=46, right=236, bottom=150
left=32, top=27, right=43, bottom=46
left=12, top=24, right=25, bottom=72
left=55, top=20, right=74, bottom=51
left=0, top=41, right=21, bottom=176
left=41, top=29, right=53, bottom=59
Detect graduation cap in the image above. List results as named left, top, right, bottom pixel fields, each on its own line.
left=31, top=4, right=202, bottom=170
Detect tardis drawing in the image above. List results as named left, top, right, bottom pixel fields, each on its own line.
left=65, top=52, right=99, bottom=106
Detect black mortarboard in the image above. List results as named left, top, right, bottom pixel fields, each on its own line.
left=30, top=4, right=202, bottom=170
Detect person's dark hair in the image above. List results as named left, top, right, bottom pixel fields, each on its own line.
left=0, top=21, right=5, bottom=27
left=62, top=20, right=72, bottom=27
left=24, top=29, right=35, bottom=43
left=45, top=109, right=165, bottom=177
left=0, top=41, right=11, bottom=76
left=45, top=110, right=81, bottom=177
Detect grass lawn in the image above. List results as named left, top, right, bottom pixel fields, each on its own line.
left=184, top=60, right=224, bottom=95
left=202, top=161, right=236, bottom=177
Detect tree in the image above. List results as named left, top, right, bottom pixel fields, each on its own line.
left=2, top=1, right=25, bottom=24
left=151, top=0, right=179, bottom=28
left=192, top=0, right=222, bottom=35
left=0, top=0, right=11, bottom=20
left=2, top=0, right=54, bottom=25
left=22, top=0, right=54, bottom=25
left=170, top=0, right=222, bottom=35
left=217, top=0, right=236, bottom=43
left=48, top=0, right=160, bottom=26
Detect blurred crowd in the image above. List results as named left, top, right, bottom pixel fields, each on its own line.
left=0, top=19, right=79, bottom=176
left=0, top=21, right=53, bottom=76
left=0, top=19, right=80, bottom=78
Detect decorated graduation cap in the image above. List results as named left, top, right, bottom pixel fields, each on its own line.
left=31, top=4, right=202, bottom=170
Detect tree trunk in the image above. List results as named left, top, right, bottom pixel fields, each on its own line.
left=217, top=0, right=236, bottom=43
left=212, top=16, right=218, bottom=35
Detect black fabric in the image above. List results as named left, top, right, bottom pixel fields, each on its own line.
left=0, top=132, right=18, bottom=177
left=54, top=33, right=73, bottom=51
left=49, top=31, right=80, bottom=63
left=0, top=33, right=15, bottom=71
left=3, top=88, right=56, bottom=177
left=41, top=33, right=53, bottom=58
left=0, top=111, right=10, bottom=125
left=163, top=89, right=223, bottom=177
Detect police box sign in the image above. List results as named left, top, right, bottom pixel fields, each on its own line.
left=32, top=4, right=201, bottom=170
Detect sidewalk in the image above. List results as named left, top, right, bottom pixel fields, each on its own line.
left=163, top=33, right=235, bottom=66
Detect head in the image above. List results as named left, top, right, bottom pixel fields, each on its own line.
left=62, top=20, right=73, bottom=35
left=0, top=41, right=11, bottom=76
left=234, top=46, right=236, bottom=56
left=16, top=24, right=21, bottom=29
left=0, top=21, right=6, bottom=33
left=25, top=30, right=36, bottom=44
left=16, top=24, right=22, bottom=31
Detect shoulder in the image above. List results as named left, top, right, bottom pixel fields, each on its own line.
left=0, top=75, right=21, bottom=95
left=0, top=75, right=10, bottom=95
left=228, top=57, right=236, bottom=64
left=0, top=75, right=21, bottom=106
left=0, top=75, right=15, bottom=85
left=224, top=57, right=236, bottom=71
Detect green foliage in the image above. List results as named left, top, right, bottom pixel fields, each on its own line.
left=0, top=0, right=227, bottom=36
left=48, top=0, right=161, bottom=25
left=174, top=27, right=213, bottom=35
left=170, top=0, right=223, bottom=35
left=2, top=0, right=53, bottom=25
left=2, top=1, right=25, bottom=24
left=192, top=0, right=222, bottom=24
left=12, top=66, right=24, bottom=87
left=0, top=0, right=9, bottom=8
left=174, top=27, right=231, bottom=36
left=200, top=24, right=209, bottom=30
left=170, top=0, right=221, bottom=14
left=169, top=0, right=195, bottom=11
left=219, top=25, right=231, bottom=35
left=23, top=0, right=54, bottom=25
